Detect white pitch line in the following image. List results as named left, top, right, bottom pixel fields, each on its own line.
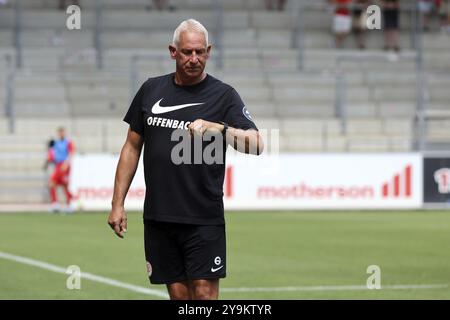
left=221, top=284, right=449, bottom=293
left=0, top=251, right=447, bottom=296
left=0, top=251, right=169, bottom=299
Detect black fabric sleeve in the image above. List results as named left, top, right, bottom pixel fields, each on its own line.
left=223, top=88, right=258, bottom=131
left=123, top=82, right=146, bottom=136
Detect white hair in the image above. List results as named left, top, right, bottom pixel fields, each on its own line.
left=172, top=19, right=209, bottom=47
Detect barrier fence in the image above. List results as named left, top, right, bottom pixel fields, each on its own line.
left=68, top=153, right=450, bottom=211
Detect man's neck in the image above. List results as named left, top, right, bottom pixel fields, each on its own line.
left=174, top=72, right=207, bottom=86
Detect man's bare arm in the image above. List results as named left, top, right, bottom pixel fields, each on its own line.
left=225, top=127, right=264, bottom=155
left=108, top=128, right=144, bottom=238
left=188, top=119, right=264, bottom=155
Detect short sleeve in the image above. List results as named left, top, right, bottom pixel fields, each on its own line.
left=123, top=82, right=146, bottom=135
left=223, top=88, right=258, bottom=131
left=67, top=140, right=74, bottom=154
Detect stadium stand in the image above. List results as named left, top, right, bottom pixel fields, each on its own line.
left=0, top=0, right=449, bottom=203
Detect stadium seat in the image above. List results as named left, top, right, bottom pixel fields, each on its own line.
left=1, top=0, right=450, bottom=205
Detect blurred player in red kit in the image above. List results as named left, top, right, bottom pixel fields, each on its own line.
left=48, top=127, right=74, bottom=213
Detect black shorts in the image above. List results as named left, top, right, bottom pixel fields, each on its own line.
left=144, top=220, right=226, bottom=284
left=383, top=9, right=399, bottom=30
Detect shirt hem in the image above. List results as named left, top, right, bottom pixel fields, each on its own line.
left=143, top=214, right=225, bottom=226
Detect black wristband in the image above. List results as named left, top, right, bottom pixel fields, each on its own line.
left=220, top=121, right=228, bottom=136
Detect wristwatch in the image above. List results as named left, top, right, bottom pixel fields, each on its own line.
left=220, top=121, right=228, bottom=136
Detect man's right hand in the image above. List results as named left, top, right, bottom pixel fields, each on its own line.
left=108, top=207, right=127, bottom=239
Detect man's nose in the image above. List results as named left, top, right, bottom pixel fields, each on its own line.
left=189, top=53, right=199, bottom=64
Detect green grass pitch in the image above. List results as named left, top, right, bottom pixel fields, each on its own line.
left=0, top=210, right=449, bottom=299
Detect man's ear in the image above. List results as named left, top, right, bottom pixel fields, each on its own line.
left=206, top=44, right=212, bottom=58
left=168, top=44, right=177, bottom=60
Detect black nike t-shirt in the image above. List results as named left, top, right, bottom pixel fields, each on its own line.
left=123, top=73, right=258, bottom=225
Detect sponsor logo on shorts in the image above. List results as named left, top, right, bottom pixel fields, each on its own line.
left=211, top=256, right=223, bottom=272
left=211, top=265, right=224, bottom=273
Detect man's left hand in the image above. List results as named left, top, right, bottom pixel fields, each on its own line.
left=60, top=161, right=69, bottom=172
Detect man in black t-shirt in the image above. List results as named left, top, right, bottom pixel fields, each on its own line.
left=107, top=19, right=264, bottom=300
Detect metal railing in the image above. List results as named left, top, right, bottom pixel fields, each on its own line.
left=94, top=0, right=104, bottom=69
left=413, top=0, right=427, bottom=151
left=13, top=0, right=22, bottom=69
left=212, top=0, right=224, bottom=69
left=129, top=53, right=167, bottom=101
left=3, top=53, right=16, bottom=134
left=292, top=0, right=305, bottom=70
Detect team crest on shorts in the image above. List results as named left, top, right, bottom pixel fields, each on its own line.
left=146, top=261, right=152, bottom=277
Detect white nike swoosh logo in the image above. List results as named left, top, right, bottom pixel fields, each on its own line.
left=211, top=265, right=224, bottom=273
left=151, top=98, right=204, bottom=114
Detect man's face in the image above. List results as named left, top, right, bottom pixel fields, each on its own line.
left=169, top=31, right=211, bottom=80
left=58, top=128, right=65, bottom=140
